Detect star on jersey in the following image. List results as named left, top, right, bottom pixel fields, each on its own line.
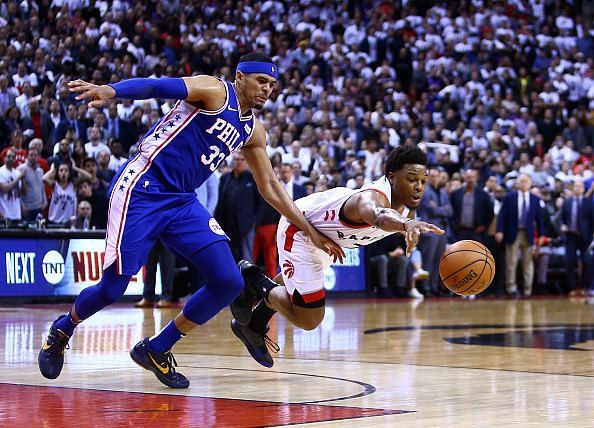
left=119, top=184, right=125, bottom=191
left=158, top=115, right=181, bottom=136
left=128, top=169, right=135, bottom=175
left=123, top=176, right=129, bottom=182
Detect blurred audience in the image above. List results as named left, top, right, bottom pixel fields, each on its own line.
left=1, top=1, right=594, bottom=297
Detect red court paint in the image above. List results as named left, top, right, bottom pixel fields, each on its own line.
left=0, top=383, right=409, bottom=427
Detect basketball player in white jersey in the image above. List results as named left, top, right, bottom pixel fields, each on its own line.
left=230, top=145, right=444, bottom=367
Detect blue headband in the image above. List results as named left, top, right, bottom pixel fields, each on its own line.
left=236, top=61, right=278, bottom=79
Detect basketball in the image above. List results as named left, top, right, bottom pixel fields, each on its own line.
left=439, top=240, right=495, bottom=296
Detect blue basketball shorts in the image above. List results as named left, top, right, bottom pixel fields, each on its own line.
left=104, top=166, right=227, bottom=276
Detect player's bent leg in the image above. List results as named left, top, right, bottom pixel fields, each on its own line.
left=289, top=305, right=325, bottom=331
left=131, top=241, right=242, bottom=387
left=73, top=264, right=132, bottom=320
left=181, top=241, right=244, bottom=324
left=267, top=286, right=325, bottom=331
left=38, top=264, right=132, bottom=380
left=232, top=277, right=326, bottom=367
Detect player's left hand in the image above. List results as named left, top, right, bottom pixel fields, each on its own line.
left=404, top=220, right=444, bottom=256
left=309, top=229, right=345, bottom=263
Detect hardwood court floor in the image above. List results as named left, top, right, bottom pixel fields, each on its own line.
left=0, top=297, right=593, bottom=427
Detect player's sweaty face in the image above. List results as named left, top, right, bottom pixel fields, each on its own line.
left=391, top=164, right=427, bottom=209
left=246, top=73, right=276, bottom=109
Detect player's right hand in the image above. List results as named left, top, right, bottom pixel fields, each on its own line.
left=309, top=229, right=345, bottom=264
left=404, top=220, right=444, bottom=256
left=68, top=80, right=116, bottom=108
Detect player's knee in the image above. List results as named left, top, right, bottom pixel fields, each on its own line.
left=208, top=268, right=244, bottom=301
left=294, top=309, right=324, bottom=331
left=296, top=316, right=322, bottom=331
left=227, top=269, right=244, bottom=297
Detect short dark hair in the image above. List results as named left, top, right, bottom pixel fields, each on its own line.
left=77, top=177, right=92, bottom=188
left=384, top=145, right=428, bottom=174
left=83, top=157, right=97, bottom=166
left=239, top=52, right=274, bottom=64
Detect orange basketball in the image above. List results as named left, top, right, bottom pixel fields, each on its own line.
left=439, top=240, right=495, bottom=296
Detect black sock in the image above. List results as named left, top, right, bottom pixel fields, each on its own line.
left=249, top=299, right=276, bottom=334
left=249, top=272, right=280, bottom=299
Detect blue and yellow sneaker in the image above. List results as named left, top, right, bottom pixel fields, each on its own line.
left=38, top=315, right=71, bottom=379
left=230, top=260, right=263, bottom=325
left=231, top=319, right=279, bottom=368
left=130, top=338, right=189, bottom=389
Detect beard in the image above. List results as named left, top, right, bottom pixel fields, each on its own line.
left=253, top=102, right=264, bottom=110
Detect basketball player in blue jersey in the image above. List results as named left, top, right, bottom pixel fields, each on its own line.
left=38, top=53, right=345, bottom=389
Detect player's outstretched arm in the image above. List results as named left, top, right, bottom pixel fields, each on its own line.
left=68, top=75, right=225, bottom=109
left=351, top=191, right=444, bottom=255
left=243, top=120, right=345, bottom=263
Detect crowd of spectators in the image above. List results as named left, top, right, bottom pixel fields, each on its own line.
left=1, top=0, right=594, bottom=298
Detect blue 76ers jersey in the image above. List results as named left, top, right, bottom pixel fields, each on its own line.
left=132, top=80, right=255, bottom=192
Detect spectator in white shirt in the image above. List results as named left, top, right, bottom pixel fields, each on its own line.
left=15, top=82, right=37, bottom=118
left=12, top=62, right=38, bottom=93
left=0, top=149, right=27, bottom=221
left=18, top=148, right=46, bottom=221
left=85, top=126, right=111, bottom=160
left=539, top=82, right=561, bottom=106
left=362, top=137, right=383, bottom=180
left=555, top=11, right=574, bottom=32
left=108, top=140, right=128, bottom=171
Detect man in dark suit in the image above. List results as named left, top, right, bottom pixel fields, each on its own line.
left=418, top=167, right=453, bottom=296
left=253, top=162, right=305, bottom=277
left=74, top=104, right=90, bottom=142
left=105, top=104, right=136, bottom=152
left=41, top=100, right=65, bottom=146
left=560, top=180, right=593, bottom=294
left=53, top=103, right=89, bottom=145
left=496, top=173, right=545, bottom=297
left=279, top=162, right=306, bottom=201
left=449, top=168, right=494, bottom=244
left=215, top=153, right=260, bottom=262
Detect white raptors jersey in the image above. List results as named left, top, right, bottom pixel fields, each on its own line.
left=48, top=182, right=76, bottom=224
left=292, top=176, right=409, bottom=249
